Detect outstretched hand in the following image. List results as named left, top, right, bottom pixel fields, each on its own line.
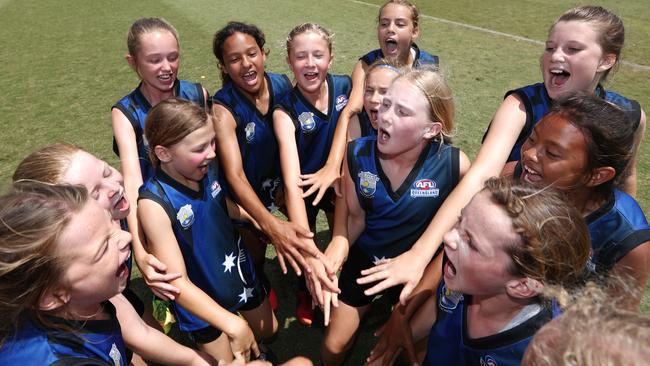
left=265, top=217, right=324, bottom=276
left=365, top=304, right=418, bottom=366
left=136, top=253, right=182, bottom=300
left=299, top=163, right=342, bottom=206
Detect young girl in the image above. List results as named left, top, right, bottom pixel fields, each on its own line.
left=112, top=17, right=209, bottom=301
left=301, top=0, right=438, bottom=205
left=211, top=21, right=324, bottom=286
left=0, top=182, right=212, bottom=366
left=419, top=177, right=590, bottom=365
left=514, top=93, right=650, bottom=309
left=355, top=4, right=646, bottom=309
left=272, top=23, right=352, bottom=325
left=347, top=59, right=403, bottom=140
left=138, top=98, right=277, bottom=362
left=320, top=67, right=470, bottom=365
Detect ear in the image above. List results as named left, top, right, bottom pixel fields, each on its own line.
left=505, top=277, right=543, bottom=299
left=328, top=53, right=335, bottom=69
left=586, top=166, right=616, bottom=187
left=597, top=53, right=616, bottom=73
left=411, top=24, right=420, bottom=41
left=423, top=122, right=443, bottom=140
left=125, top=54, right=136, bottom=69
left=39, top=286, right=70, bottom=312
left=154, top=145, right=173, bottom=164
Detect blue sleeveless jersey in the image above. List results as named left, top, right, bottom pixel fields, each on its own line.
left=0, top=302, right=126, bottom=366
left=212, top=73, right=292, bottom=210
left=348, top=137, right=459, bottom=260
left=112, top=80, right=206, bottom=182
left=139, top=165, right=257, bottom=332
left=586, top=189, right=650, bottom=273
left=499, top=82, right=641, bottom=161
left=357, top=109, right=377, bottom=138
left=275, top=74, right=352, bottom=174
left=423, top=281, right=551, bottom=366
left=359, top=43, right=439, bottom=67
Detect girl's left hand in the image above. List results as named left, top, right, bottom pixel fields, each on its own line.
left=299, top=163, right=343, bottom=206
left=365, top=303, right=418, bottom=366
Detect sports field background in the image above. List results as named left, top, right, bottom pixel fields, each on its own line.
left=1, top=0, right=648, bottom=363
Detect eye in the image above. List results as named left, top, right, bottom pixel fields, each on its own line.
left=546, top=149, right=561, bottom=159
left=168, top=53, right=179, bottom=62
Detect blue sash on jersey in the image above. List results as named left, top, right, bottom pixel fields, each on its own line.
left=275, top=73, right=352, bottom=174
left=347, top=137, right=459, bottom=260
left=356, top=109, right=377, bottom=138
left=212, top=72, right=292, bottom=210
left=139, top=164, right=257, bottom=332
left=359, top=43, right=439, bottom=67
left=0, top=302, right=126, bottom=365
left=112, top=80, right=205, bottom=182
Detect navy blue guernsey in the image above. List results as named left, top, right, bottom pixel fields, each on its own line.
left=0, top=302, right=126, bottom=366
left=423, top=281, right=551, bottom=366
left=357, top=109, right=377, bottom=138
left=498, top=83, right=641, bottom=161
left=347, top=137, right=459, bottom=260
left=139, top=164, right=258, bottom=332
left=275, top=73, right=352, bottom=174
left=212, top=73, right=292, bottom=210
left=112, top=80, right=206, bottom=182
left=359, top=43, right=439, bottom=67
left=585, top=189, right=650, bottom=273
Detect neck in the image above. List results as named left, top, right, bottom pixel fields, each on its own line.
left=240, top=75, right=269, bottom=108
left=51, top=302, right=107, bottom=321
left=161, top=164, right=200, bottom=191
left=568, top=187, right=605, bottom=216
left=467, top=293, right=532, bottom=338
left=379, top=140, right=426, bottom=167
left=299, top=79, right=329, bottom=113
left=140, top=82, right=174, bottom=106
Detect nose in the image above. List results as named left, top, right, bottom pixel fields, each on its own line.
left=521, top=143, right=538, bottom=163
left=369, top=90, right=382, bottom=105
left=241, top=55, right=251, bottom=68
left=550, top=48, right=565, bottom=63
left=119, top=230, right=132, bottom=252
left=161, top=59, right=172, bottom=72
left=442, top=229, right=459, bottom=251
left=387, top=21, right=396, bottom=33
left=306, top=54, right=315, bottom=67
left=207, top=146, right=216, bottom=160
left=105, top=179, right=121, bottom=199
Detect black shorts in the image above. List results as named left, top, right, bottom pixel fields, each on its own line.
left=338, top=245, right=402, bottom=307
left=187, top=280, right=266, bottom=345
left=304, top=187, right=335, bottom=229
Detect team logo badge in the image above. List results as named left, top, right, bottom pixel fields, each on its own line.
left=335, top=94, right=348, bottom=112
left=411, top=179, right=440, bottom=198
left=480, top=355, right=499, bottom=366
left=358, top=171, right=380, bottom=197
left=176, top=204, right=195, bottom=229
left=298, top=111, right=316, bottom=132
left=109, top=343, right=122, bottom=366
left=245, top=122, right=256, bottom=142
left=439, top=283, right=463, bottom=312
left=211, top=180, right=222, bottom=198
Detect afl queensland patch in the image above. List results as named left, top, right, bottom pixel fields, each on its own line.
left=335, top=94, right=349, bottom=112
left=298, top=111, right=316, bottom=132
left=245, top=122, right=256, bottom=142
left=480, top=355, right=499, bottom=366
left=358, top=171, right=380, bottom=197
left=211, top=180, right=222, bottom=198
left=176, top=204, right=195, bottom=229
left=411, top=179, right=439, bottom=198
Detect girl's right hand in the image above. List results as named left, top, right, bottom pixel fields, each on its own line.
left=227, top=318, right=259, bottom=362
left=137, top=253, right=182, bottom=300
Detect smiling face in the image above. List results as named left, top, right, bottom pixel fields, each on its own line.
left=57, top=199, right=132, bottom=314
left=377, top=3, right=419, bottom=63
left=130, top=30, right=179, bottom=93
left=363, top=66, right=400, bottom=129
left=442, top=191, right=521, bottom=296
left=220, top=32, right=267, bottom=96
left=542, top=20, right=614, bottom=100
left=376, top=78, right=437, bottom=158
left=288, top=31, right=332, bottom=96
left=163, top=123, right=216, bottom=184
left=62, top=151, right=129, bottom=220
left=520, top=113, right=589, bottom=191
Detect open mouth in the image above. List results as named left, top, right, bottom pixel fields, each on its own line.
left=378, top=127, right=390, bottom=143
left=111, top=188, right=130, bottom=214
left=522, top=164, right=543, bottom=184
left=158, top=73, right=174, bottom=82
left=116, top=251, right=131, bottom=278
left=369, top=109, right=379, bottom=124
left=444, top=258, right=457, bottom=279
left=304, top=72, right=318, bottom=81
left=242, top=71, right=257, bottom=85
left=384, top=38, right=398, bottom=55
left=549, top=68, right=570, bottom=87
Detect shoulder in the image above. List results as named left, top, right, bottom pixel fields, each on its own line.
left=359, top=48, right=381, bottom=64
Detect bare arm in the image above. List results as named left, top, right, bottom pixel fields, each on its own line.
left=213, top=104, right=321, bottom=274
left=138, top=199, right=258, bottom=360
left=357, top=96, right=525, bottom=303
left=300, top=61, right=368, bottom=204
left=111, top=294, right=214, bottom=366
left=609, top=241, right=650, bottom=311
left=621, top=108, right=645, bottom=197
left=111, top=108, right=181, bottom=300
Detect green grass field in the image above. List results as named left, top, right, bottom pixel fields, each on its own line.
left=1, top=0, right=648, bottom=363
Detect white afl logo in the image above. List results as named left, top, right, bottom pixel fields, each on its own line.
left=480, top=355, right=498, bottom=366
left=245, top=122, right=256, bottom=142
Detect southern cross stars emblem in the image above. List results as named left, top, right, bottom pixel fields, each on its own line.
left=238, top=287, right=254, bottom=303
left=373, top=255, right=387, bottom=265
left=223, top=252, right=236, bottom=273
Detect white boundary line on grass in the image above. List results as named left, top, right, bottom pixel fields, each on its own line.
left=349, top=0, right=650, bottom=71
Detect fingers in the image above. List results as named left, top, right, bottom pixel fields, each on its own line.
left=146, top=254, right=168, bottom=272
left=333, top=179, right=343, bottom=198
left=359, top=262, right=388, bottom=279
left=399, top=283, right=416, bottom=306
left=319, top=253, right=338, bottom=277
left=363, top=278, right=395, bottom=297
left=148, top=281, right=181, bottom=300
left=402, top=332, right=418, bottom=366
left=150, top=288, right=176, bottom=301
left=310, top=185, right=327, bottom=206
left=146, top=271, right=182, bottom=284
left=251, top=340, right=260, bottom=360
left=323, top=291, right=331, bottom=326
left=301, top=183, right=320, bottom=201
left=284, top=248, right=303, bottom=276
left=276, top=251, right=288, bottom=275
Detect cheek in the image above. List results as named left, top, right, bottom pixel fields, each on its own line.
left=188, top=154, right=205, bottom=166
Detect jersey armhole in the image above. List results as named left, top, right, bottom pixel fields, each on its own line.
left=138, top=186, right=176, bottom=224
left=450, top=147, right=460, bottom=188
left=193, top=82, right=207, bottom=108
left=111, top=103, right=141, bottom=157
